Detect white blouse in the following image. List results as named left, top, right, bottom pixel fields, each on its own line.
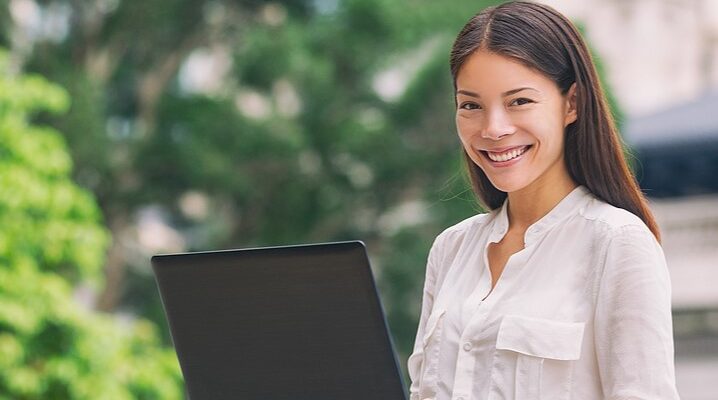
left=407, top=185, right=680, bottom=400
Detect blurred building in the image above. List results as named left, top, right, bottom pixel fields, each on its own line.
left=542, top=0, right=718, bottom=116
left=540, top=1, right=718, bottom=398
left=625, top=91, right=718, bottom=400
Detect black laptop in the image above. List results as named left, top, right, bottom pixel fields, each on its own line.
left=151, top=240, right=408, bottom=400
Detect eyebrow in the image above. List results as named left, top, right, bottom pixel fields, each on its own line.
left=456, top=87, right=538, bottom=98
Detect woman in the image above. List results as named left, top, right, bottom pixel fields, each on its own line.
left=407, top=2, right=680, bottom=400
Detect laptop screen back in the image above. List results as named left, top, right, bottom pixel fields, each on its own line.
left=152, top=241, right=408, bottom=400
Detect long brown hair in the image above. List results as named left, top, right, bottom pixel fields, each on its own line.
left=449, top=1, right=661, bottom=242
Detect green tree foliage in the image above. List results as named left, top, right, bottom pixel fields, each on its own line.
left=9, top=0, right=501, bottom=365
left=0, top=51, right=182, bottom=399
left=2, top=1, right=623, bottom=389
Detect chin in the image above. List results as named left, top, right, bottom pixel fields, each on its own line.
left=484, top=174, right=533, bottom=194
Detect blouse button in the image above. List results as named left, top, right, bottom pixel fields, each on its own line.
left=462, top=342, right=472, bottom=351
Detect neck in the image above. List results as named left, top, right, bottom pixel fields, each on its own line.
left=506, top=170, right=577, bottom=231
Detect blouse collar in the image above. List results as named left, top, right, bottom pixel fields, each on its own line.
left=491, top=185, right=593, bottom=246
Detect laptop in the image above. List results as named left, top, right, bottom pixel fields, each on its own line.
left=151, top=240, right=409, bottom=400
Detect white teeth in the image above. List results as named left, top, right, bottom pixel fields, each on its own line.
left=487, top=146, right=528, bottom=162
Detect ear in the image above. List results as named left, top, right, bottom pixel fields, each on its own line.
left=564, top=82, right=578, bottom=127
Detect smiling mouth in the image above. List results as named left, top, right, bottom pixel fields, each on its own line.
left=481, top=145, right=532, bottom=163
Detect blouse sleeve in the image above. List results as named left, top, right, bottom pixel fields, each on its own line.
left=407, top=236, right=441, bottom=400
left=593, top=225, right=680, bottom=399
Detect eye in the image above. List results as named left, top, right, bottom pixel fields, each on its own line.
left=459, top=102, right=480, bottom=110
left=510, top=97, right=534, bottom=106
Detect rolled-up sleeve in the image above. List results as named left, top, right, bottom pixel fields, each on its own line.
left=407, top=237, right=441, bottom=400
left=594, top=226, right=680, bottom=399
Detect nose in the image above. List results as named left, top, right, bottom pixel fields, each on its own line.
left=481, top=108, right=515, bottom=140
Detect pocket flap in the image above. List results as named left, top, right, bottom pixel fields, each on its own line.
left=495, top=315, right=585, bottom=360
left=421, top=308, right=446, bottom=347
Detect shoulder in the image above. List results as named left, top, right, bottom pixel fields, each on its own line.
left=425, top=212, right=492, bottom=273
left=578, top=195, right=666, bottom=279
left=437, top=211, right=492, bottom=240
left=432, top=212, right=492, bottom=252
left=423, top=211, right=492, bottom=285
left=580, top=196, right=647, bottom=231
left=578, top=195, right=657, bottom=245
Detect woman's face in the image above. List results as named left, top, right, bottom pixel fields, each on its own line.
left=455, top=50, right=577, bottom=194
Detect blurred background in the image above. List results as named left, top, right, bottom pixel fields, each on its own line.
left=0, top=0, right=715, bottom=398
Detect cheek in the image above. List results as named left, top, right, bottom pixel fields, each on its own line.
left=464, top=149, right=486, bottom=172
left=532, top=122, right=566, bottom=156
left=455, top=116, right=478, bottom=143
left=455, top=124, right=484, bottom=165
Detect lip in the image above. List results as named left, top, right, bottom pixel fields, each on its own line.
left=478, top=145, right=532, bottom=168
left=482, top=145, right=530, bottom=153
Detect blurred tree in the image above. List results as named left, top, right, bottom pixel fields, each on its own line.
left=5, top=0, right=498, bottom=363
left=0, top=7, right=9, bottom=48
left=0, top=51, right=182, bottom=399
left=2, top=0, right=622, bottom=387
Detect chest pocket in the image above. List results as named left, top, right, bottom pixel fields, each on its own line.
left=488, top=315, right=585, bottom=400
left=418, top=308, right=446, bottom=398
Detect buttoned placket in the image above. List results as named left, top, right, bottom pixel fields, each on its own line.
left=448, top=215, right=510, bottom=400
